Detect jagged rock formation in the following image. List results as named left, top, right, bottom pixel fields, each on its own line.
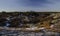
left=0, top=12, right=60, bottom=32
left=0, top=12, right=51, bottom=28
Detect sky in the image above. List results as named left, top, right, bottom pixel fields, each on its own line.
left=0, top=0, right=60, bottom=12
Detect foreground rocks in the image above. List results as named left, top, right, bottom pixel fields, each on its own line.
left=0, top=30, right=60, bottom=36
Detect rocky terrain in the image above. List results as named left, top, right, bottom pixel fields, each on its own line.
left=0, top=12, right=60, bottom=36
left=0, top=12, right=51, bottom=28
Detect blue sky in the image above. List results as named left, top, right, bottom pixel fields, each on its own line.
left=0, top=0, right=60, bottom=12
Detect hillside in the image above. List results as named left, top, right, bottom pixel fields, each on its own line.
left=0, top=12, right=60, bottom=32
